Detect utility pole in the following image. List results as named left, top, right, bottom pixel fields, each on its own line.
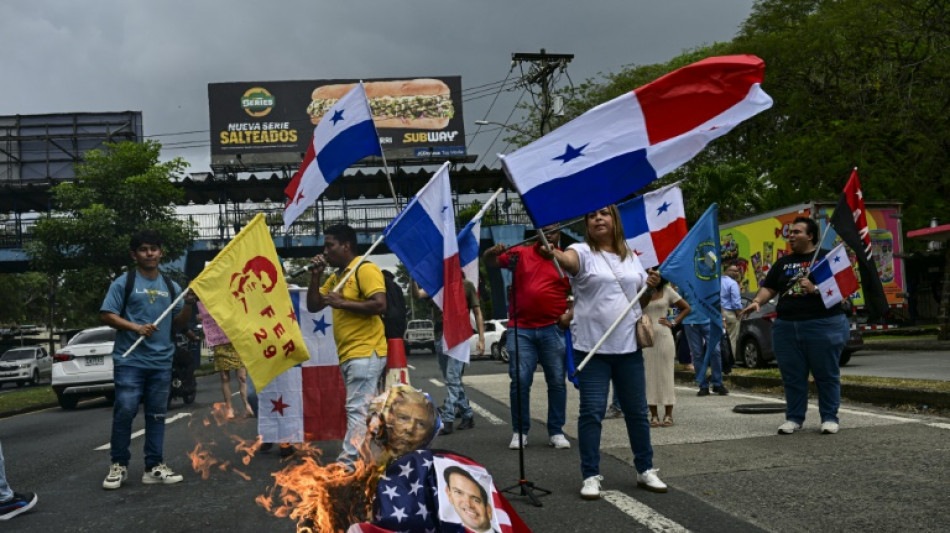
left=512, top=49, right=574, bottom=136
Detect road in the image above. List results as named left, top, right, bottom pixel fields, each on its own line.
left=1, top=349, right=948, bottom=532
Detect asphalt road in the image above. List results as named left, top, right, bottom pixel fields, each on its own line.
left=1, top=349, right=948, bottom=532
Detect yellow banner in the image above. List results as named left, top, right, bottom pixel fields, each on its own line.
left=189, top=213, right=309, bottom=390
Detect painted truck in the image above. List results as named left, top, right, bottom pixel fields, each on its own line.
left=719, top=201, right=906, bottom=322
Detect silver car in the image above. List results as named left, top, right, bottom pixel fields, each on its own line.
left=51, top=326, right=117, bottom=409
left=0, top=345, right=53, bottom=387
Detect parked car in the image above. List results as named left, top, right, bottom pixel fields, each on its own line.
left=51, top=326, right=117, bottom=409
left=0, top=345, right=52, bottom=387
left=737, top=292, right=862, bottom=368
left=472, top=319, right=506, bottom=359
left=404, top=319, right=435, bottom=355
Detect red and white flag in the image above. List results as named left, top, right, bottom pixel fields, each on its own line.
left=257, top=288, right=346, bottom=442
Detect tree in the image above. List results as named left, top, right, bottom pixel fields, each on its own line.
left=25, top=140, right=197, bottom=327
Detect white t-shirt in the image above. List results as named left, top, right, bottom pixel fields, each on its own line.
left=568, top=242, right=648, bottom=354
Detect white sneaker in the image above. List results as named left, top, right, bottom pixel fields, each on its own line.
left=636, top=468, right=668, bottom=493
left=508, top=433, right=527, bottom=450
left=777, top=420, right=803, bottom=435
left=142, top=463, right=184, bottom=485
left=102, top=463, right=127, bottom=490
left=820, top=421, right=840, bottom=434
left=580, top=475, right=603, bottom=500
left=549, top=434, right=571, bottom=449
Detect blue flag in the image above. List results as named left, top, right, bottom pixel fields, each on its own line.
left=659, top=204, right=722, bottom=383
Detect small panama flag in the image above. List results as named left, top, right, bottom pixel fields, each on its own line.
left=811, top=242, right=860, bottom=309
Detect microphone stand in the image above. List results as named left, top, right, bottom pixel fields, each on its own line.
left=500, top=252, right=551, bottom=507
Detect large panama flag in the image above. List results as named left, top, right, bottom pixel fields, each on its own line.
left=384, top=162, right=471, bottom=363
left=190, top=214, right=310, bottom=391
left=500, top=55, right=772, bottom=226
left=283, top=82, right=381, bottom=231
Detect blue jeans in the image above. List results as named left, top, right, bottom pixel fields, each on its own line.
left=111, top=365, right=172, bottom=468
left=0, top=441, right=12, bottom=502
left=338, top=352, right=386, bottom=465
left=437, top=340, right=472, bottom=423
left=684, top=322, right=723, bottom=388
left=772, top=315, right=849, bottom=424
left=507, top=324, right=567, bottom=435
left=576, top=350, right=653, bottom=478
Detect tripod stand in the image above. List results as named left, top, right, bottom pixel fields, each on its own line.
left=500, top=252, right=551, bottom=507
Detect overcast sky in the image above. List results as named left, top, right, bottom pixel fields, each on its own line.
left=1, top=0, right=756, bottom=174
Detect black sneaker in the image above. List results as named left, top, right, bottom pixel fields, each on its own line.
left=713, top=385, right=729, bottom=396
left=0, top=492, right=38, bottom=521
left=259, top=442, right=274, bottom=452
left=456, top=417, right=475, bottom=431
left=438, top=423, right=454, bottom=436
left=697, top=387, right=710, bottom=397
left=279, top=444, right=294, bottom=458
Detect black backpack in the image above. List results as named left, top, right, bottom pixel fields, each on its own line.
left=119, top=270, right=178, bottom=342
left=354, top=263, right=408, bottom=339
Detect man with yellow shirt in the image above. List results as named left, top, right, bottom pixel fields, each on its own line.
left=306, top=224, right=388, bottom=469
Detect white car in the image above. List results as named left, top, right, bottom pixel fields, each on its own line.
left=51, top=326, right=117, bottom=409
left=0, top=345, right=53, bottom=387
left=471, top=319, right=507, bottom=359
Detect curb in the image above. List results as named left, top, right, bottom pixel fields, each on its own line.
left=675, top=371, right=950, bottom=410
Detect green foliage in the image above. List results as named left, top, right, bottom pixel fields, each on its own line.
left=23, top=140, right=197, bottom=327
left=510, top=0, right=950, bottom=234
left=27, top=140, right=196, bottom=277
left=0, top=272, right=48, bottom=326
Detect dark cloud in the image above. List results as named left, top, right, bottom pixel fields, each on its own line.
left=0, top=0, right=755, bottom=172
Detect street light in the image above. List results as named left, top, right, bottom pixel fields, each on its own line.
left=473, top=120, right=534, bottom=137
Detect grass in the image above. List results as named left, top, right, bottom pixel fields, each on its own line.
left=0, top=386, right=57, bottom=414
left=690, top=366, right=950, bottom=392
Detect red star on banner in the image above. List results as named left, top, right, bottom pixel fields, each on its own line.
left=287, top=308, right=297, bottom=324
left=294, top=191, right=305, bottom=205
left=633, top=248, right=644, bottom=256
left=270, top=395, right=290, bottom=416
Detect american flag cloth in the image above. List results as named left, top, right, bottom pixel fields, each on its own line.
left=350, top=450, right=531, bottom=533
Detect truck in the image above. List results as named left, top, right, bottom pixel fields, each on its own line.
left=719, top=201, right=906, bottom=328
left=403, top=319, right=435, bottom=355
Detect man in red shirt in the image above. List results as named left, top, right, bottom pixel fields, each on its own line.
left=483, top=225, right=572, bottom=451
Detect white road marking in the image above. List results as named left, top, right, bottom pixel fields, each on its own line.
left=427, top=378, right=504, bottom=425
left=601, top=490, right=691, bottom=532
left=408, top=364, right=416, bottom=370
left=95, top=412, right=193, bottom=451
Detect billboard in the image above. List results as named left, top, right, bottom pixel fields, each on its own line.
left=0, top=111, right=143, bottom=182
left=208, top=76, right=465, bottom=166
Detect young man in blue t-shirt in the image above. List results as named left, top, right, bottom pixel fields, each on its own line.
left=99, top=230, right=196, bottom=490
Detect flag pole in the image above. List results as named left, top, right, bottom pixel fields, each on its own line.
left=120, top=288, right=191, bottom=358
left=330, top=234, right=387, bottom=293
left=361, top=80, right=400, bottom=212
left=474, top=187, right=505, bottom=222
left=575, top=285, right=648, bottom=372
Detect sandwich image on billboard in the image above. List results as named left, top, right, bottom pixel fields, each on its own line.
left=307, top=78, right=454, bottom=130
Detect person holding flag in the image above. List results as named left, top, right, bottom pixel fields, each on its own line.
left=739, top=217, right=851, bottom=435
left=483, top=225, right=572, bottom=451
left=306, top=224, right=388, bottom=469
left=539, top=205, right=667, bottom=499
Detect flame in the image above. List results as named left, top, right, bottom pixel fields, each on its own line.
left=257, top=450, right=378, bottom=532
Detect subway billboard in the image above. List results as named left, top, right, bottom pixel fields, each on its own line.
left=208, top=76, right=465, bottom=166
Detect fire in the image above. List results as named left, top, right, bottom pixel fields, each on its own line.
left=256, top=444, right=378, bottom=532
left=186, top=407, right=381, bottom=532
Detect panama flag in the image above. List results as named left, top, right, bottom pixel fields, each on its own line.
left=618, top=183, right=688, bottom=268
left=384, top=162, right=471, bottom=363
left=811, top=243, right=860, bottom=309
left=283, top=83, right=381, bottom=231
left=500, top=55, right=772, bottom=226
left=457, top=217, right=481, bottom=289
left=257, top=289, right=346, bottom=442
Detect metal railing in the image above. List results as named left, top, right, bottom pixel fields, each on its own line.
left=1, top=196, right=534, bottom=251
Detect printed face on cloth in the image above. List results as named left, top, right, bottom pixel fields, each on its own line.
left=229, top=256, right=279, bottom=314
left=369, top=385, right=440, bottom=458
